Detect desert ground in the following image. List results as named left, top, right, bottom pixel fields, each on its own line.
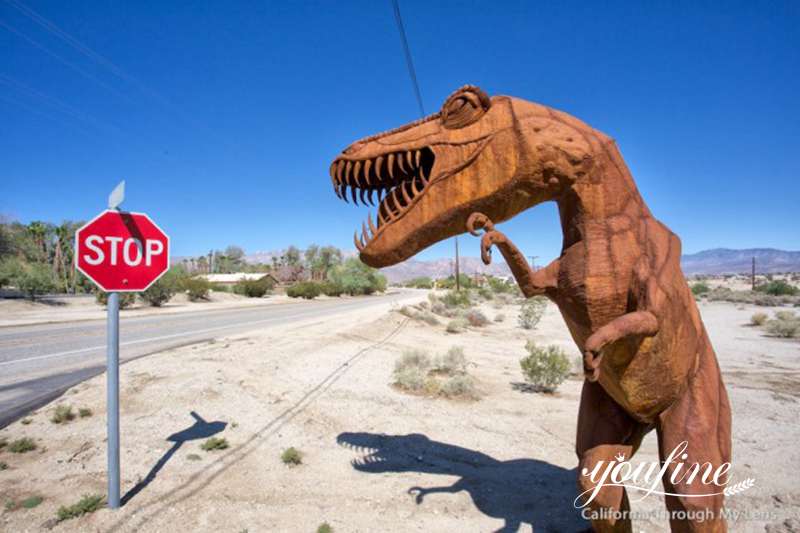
left=1, top=293, right=798, bottom=532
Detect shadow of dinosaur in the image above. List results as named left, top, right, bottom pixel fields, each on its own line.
left=337, top=432, right=587, bottom=533
left=329, top=86, right=732, bottom=532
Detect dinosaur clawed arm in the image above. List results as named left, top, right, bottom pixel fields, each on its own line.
left=583, top=311, right=659, bottom=382
left=466, top=212, right=559, bottom=298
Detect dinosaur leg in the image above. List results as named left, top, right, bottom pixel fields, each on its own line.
left=656, top=344, right=731, bottom=532
left=582, top=311, right=659, bottom=382
left=576, top=380, right=649, bottom=533
left=466, top=212, right=559, bottom=297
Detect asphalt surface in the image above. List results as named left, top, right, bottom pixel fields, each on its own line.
left=0, top=292, right=417, bottom=427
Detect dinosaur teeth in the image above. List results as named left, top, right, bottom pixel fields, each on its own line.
left=415, top=149, right=421, bottom=167
left=363, top=159, right=372, bottom=186
left=397, top=151, right=406, bottom=173
left=401, top=180, right=413, bottom=204
left=351, top=184, right=359, bottom=205
left=368, top=213, right=378, bottom=236
left=359, top=188, right=369, bottom=205
left=336, top=160, right=345, bottom=184
left=362, top=221, right=370, bottom=244
left=375, top=156, right=383, bottom=181
left=353, top=160, right=361, bottom=186
left=405, top=151, right=414, bottom=170
left=367, top=188, right=375, bottom=206
left=353, top=231, right=364, bottom=252
left=388, top=154, right=395, bottom=179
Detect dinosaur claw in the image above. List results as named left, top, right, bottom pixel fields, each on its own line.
left=466, top=212, right=494, bottom=236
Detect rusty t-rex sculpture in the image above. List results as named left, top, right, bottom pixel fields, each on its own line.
left=328, top=85, right=732, bottom=532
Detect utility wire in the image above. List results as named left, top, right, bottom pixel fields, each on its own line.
left=391, top=0, right=425, bottom=117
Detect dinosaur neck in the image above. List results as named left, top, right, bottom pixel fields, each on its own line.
left=556, top=143, right=651, bottom=251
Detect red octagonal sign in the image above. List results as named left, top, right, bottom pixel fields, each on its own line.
left=75, top=210, right=170, bottom=292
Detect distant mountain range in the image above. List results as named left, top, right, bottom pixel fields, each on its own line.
left=171, top=247, right=800, bottom=280
left=680, top=248, right=800, bottom=275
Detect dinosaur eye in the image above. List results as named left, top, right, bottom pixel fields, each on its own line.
left=441, top=85, right=491, bottom=129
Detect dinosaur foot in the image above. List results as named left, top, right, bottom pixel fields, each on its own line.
left=466, top=212, right=504, bottom=265
left=583, top=349, right=603, bottom=382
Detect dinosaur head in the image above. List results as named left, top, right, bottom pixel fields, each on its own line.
left=329, top=85, right=596, bottom=267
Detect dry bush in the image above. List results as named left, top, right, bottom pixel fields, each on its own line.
left=750, top=313, right=768, bottom=326
left=446, top=317, right=469, bottom=333
left=392, top=347, right=477, bottom=399
left=465, top=309, right=489, bottom=327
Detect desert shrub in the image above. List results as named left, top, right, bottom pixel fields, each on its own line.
left=465, top=309, right=489, bottom=327
left=436, top=274, right=474, bottom=290
left=21, top=496, right=43, bottom=509
left=78, top=407, right=92, bottom=418
left=201, top=437, right=229, bottom=451
left=518, top=297, right=547, bottom=330
left=187, top=453, right=202, bottom=461
left=392, top=348, right=477, bottom=399
left=286, top=281, right=322, bottom=299
left=774, top=310, right=797, bottom=321
left=51, top=405, right=75, bottom=424
left=433, top=347, right=467, bottom=375
left=750, top=313, right=768, bottom=326
left=8, top=438, right=35, bottom=453
left=95, top=291, right=136, bottom=308
left=442, top=289, right=472, bottom=309
left=1, top=260, right=56, bottom=300
left=756, top=280, right=798, bottom=296
left=487, top=276, right=514, bottom=293
left=140, top=267, right=184, bottom=306
left=20, top=418, right=32, bottom=425
left=0, top=437, right=6, bottom=449
left=446, top=318, right=469, bottom=333
left=182, top=277, right=212, bottom=301
left=317, top=523, right=333, bottom=533
left=210, top=283, right=230, bottom=292
left=519, top=342, right=571, bottom=392
left=440, top=375, right=478, bottom=399
left=233, top=277, right=274, bottom=298
left=281, top=447, right=303, bottom=466
left=766, top=317, right=800, bottom=338
left=691, top=282, right=711, bottom=296
left=405, top=277, right=433, bottom=289
left=494, top=313, right=505, bottom=322
left=327, top=258, right=386, bottom=295
left=0, top=462, right=7, bottom=471
left=56, top=494, right=104, bottom=522
left=319, top=281, right=344, bottom=297
left=477, top=287, right=494, bottom=300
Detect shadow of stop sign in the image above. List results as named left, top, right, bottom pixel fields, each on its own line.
left=75, top=210, right=170, bottom=292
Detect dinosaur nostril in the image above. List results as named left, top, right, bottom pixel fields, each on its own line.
left=344, top=141, right=365, bottom=155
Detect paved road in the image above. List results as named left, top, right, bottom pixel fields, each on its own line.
left=0, top=292, right=418, bottom=427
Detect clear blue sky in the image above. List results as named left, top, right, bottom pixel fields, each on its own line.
left=1, top=1, right=798, bottom=262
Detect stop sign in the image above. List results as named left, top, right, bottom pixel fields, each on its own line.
left=75, top=210, right=170, bottom=292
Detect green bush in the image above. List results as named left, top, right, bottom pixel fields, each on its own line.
left=182, top=277, right=212, bottom=301
left=51, top=405, right=75, bottom=424
left=319, top=281, right=344, bottom=297
left=317, top=523, right=333, bottom=533
left=286, top=281, right=322, bottom=299
left=519, top=342, right=571, bottom=392
left=518, top=297, right=547, bottom=330
left=281, top=447, right=303, bottom=466
left=436, top=274, right=474, bottom=290
left=140, top=267, right=184, bottom=306
left=405, top=277, right=433, bottom=289
left=8, top=438, right=36, bottom=453
left=442, top=289, right=472, bottom=309
left=56, top=494, right=104, bottom=522
left=392, top=348, right=477, bottom=399
left=22, top=496, right=43, bottom=509
left=756, top=280, right=798, bottom=296
left=233, top=277, right=274, bottom=298
left=3, top=260, right=56, bottom=300
left=487, top=276, right=514, bottom=294
left=446, top=318, right=469, bottom=333
left=327, top=258, right=387, bottom=295
left=0, top=462, right=7, bottom=471
left=95, top=291, right=136, bottom=308
left=433, top=347, right=467, bottom=375
left=201, top=437, right=229, bottom=451
left=477, top=287, right=494, bottom=300
left=691, top=282, right=711, bottom=296
left=78, top=407, right=93, bottom=418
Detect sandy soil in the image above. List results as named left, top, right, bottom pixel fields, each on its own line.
left=0, top=296, right=798, bottom=532
left=0, top=292, right=299, bottom=328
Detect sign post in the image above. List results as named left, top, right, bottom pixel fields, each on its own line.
left=74, top=181, right=169, bottom=509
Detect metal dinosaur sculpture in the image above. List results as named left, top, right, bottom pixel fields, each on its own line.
left=328, top=85, right=732, bottom=532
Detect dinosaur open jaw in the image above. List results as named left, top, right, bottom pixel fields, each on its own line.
left=329, top=147, right=436, bottom=251
left=329, top=135, right=493, bottom=254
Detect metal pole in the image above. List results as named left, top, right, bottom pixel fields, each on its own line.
left=107, top=291, right=120, bottom=508
left=751, top=257, right=756, bottom=291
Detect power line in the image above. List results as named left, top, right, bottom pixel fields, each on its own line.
left=390, top=0, right=425, bottom=117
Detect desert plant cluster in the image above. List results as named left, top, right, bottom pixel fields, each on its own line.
left=392, top=347, right=479, bottom=400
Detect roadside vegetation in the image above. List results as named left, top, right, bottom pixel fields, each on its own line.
left=392, top=347, right=479, bottom=400
left=281, top=447, right=303, bottom=466
left=519, top=342, right=571, bottom=393
left=200, top=437, right=229, bottom=451
left=56, top=494, right=104, bottom=522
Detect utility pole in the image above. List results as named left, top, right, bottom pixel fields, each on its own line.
left=208, top=250, right=214, bottom=274
left=455, top=237, right=461, bottom=291
left=528, top=255, right=539, bottom=271
left=751, top=257, right=756, bottom=291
